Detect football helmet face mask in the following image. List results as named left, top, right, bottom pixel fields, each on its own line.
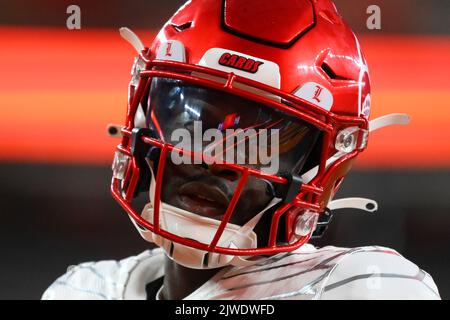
left=110, top=0, right=382, bottom=269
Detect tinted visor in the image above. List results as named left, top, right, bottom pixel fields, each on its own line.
left=144, top=77, right=320, bottom=175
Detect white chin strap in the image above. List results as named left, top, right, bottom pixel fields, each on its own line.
left=130, top=165, right=281, bottom=269
left=119, top=27, right=144, bottom=53
left=328, top=197, right=378, bottom=213
left=369, top=113, right=410, bottom=132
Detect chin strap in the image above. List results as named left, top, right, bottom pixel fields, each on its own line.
left=106, top=28, right=146, bottom=138
left=311, top=197, right=378, bottom=238
left=328, top=197, right=378, bottom=213
left=369, top=113, right=410, bottom=132
left=119, top=27, right=144, bottom=53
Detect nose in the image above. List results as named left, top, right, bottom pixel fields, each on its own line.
left=204, top=163, right=240, bottom=181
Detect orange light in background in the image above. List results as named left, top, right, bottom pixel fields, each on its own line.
left=0, top=27, right=449, bottom=167
left=357, top=36, right=450, bottom=168
left=0, top=27, right=145, bottom=164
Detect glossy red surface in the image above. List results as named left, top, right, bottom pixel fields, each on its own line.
left=157, top=0, right=369, bottom=117
left=223, top=0, right=315, bottom=46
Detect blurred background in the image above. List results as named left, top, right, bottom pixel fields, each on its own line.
left=0, top=0, right=449, bottom=299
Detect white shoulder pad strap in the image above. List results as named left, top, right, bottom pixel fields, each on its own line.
left=369, top=113, right=410, bottom=133
left=119, top=27, right=145, bottom=53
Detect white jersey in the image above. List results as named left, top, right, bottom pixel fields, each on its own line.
left=42, top=245, right=440, bottom=300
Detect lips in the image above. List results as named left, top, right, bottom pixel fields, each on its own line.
left=178, top=181, right=231, bottom=218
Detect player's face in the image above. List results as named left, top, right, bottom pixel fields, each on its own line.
left=147, top=78, right=321, bottom=225
left=161, top=161, right=273, bottom=225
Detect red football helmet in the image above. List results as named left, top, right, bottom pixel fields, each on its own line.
left=110, top=0, right=408, bottom=269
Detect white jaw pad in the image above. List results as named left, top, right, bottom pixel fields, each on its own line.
left=136, top=202, right=257, bottom=269
left=119, top=27, right=145, bottom=53
left=135, top=196, right=282, bottom=269
left=141, top=201, right=257, bottom=249
left=132, top=164, right=283, bottom=269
